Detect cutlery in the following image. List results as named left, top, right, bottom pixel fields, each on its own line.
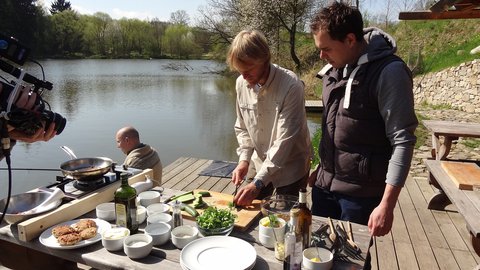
left=346, top=221, right=359, bottom=250
left=338, top=221, right=359, bottom=251
left=327, top=217, right=337, bottom=243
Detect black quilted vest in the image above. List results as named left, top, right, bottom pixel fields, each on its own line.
left=316, top=55, right=407, bottom=197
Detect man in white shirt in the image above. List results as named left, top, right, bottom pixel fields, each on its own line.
left=228, top=30, right=312, bottom=206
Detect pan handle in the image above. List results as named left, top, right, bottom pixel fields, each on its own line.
left=61, top=146, right=78, bottom=159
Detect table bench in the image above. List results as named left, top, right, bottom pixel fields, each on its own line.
left=425, top=160, right=480, bottom=255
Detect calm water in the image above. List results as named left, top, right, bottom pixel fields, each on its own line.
left=0, top=59, right=320, bottom=198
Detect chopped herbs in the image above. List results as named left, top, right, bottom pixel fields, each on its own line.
left=196, top=206, right=236, bottom=229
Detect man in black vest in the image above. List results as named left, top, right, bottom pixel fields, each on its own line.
left=308, top=2, right=418, bottom=237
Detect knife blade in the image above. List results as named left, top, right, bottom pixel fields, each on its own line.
left=233, top=184, right=239, bottom=207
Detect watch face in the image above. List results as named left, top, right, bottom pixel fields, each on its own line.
left=254, top=179, right=263, bottom=190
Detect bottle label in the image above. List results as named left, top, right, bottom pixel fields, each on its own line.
left=115, top=203, right=127, bottom=227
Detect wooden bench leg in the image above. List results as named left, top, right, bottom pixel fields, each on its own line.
left=472, top=233, right=480, bottom=256
left=427, top=172, right=451, bottom=210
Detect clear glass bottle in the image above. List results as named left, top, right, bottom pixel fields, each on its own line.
left=172, top=200, right=183, bottom=228
left=296, top=188, right=312, bottom=250
left=114, top=172, right=138, bottom=234
left=283, top=209, right=302, bottom=270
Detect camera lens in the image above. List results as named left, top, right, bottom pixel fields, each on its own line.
left=43, top=110, right=67, bottom=135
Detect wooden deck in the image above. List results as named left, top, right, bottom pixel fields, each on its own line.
left=162, top=157, right=480, bottom=270
left=305, top=99, right=323, bottom=112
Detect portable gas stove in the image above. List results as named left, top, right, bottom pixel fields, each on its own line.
left=39, top=166, right=143, bottom=200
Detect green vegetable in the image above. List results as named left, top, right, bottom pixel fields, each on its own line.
left=196, top=206, right=236, bottom=229
left=165, top=191, right=194, bottom=203
left=197, top=191, right=211, bottom=197
left=267, top=214, right=280, bottom=228
left=177, top=193, right=195, bottom=203
left=181, top=204, right=199, bottom=217
left=193, top=196, right=207, bottom=209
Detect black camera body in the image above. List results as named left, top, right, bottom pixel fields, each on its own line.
left=0, top=33, right=66, bottom=136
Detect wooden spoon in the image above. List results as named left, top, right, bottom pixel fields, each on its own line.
left=327, top=217, right=336, bottom=243
left=345, top=221, right=359, bottom=250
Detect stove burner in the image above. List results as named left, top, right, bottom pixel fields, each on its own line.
left=73, top=178, right=106, bottom=191
left=40, top=166, right=142, bottom=200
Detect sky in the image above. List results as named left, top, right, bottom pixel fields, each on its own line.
left=40, top=0, right=208, bottom=23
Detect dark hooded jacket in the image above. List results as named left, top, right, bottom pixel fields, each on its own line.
left=315, top=27, right=418, bottom=197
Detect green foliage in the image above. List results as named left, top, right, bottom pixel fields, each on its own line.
left=461, top=139, right=480, bottom=149
left=414, top=113, right=429, bottom=150
left=310, top=126, right=322, bottom=167
left=391, top=19, right=480, bottom=74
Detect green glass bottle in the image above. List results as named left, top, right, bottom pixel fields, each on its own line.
left=114, top=172, right=138, bottom=234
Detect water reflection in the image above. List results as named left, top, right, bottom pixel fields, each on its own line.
left=0, top=59, right=320, bottom=197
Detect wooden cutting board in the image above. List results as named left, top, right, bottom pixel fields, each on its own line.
left=180, top=189, right=262, bottom=231
left=440, top=161, right=480, bottom=190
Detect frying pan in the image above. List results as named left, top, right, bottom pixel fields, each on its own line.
left=60, top=157, right=113, bottom=181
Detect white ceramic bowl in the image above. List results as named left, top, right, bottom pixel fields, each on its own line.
left=138, top=191, right=161, bottom=207
left=258, top=216, right=287, bottom=248
left=147, top=212, right=172, bottom=226
left=137, top=205, right=147, bottom=224
left=123, top=234, right=153, bottom=259
left=144, top=222, right=171, bottom=246
left=102, top=227, right=130, bottom=251
left=96, top=202, right=115, bottom=221
left=302, top=247, right=333, bottom=270
left=146, top=203, right=170, bottom=216
left=171, top=225, right=198, bottom=249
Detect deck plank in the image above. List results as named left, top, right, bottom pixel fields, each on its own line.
left=391, top=203, right=419, bottom=269
left=397, top=181, right=439, bottom=269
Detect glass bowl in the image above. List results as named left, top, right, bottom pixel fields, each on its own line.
left=261, top=195, right=299, bottom=221
left=196, top=223, right=234, bottom=237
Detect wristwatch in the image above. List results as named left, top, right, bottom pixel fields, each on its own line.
left=253, top=178, right=264, bottom=190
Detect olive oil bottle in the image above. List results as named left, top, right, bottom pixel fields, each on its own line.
left=114, top=172, right=138, bottom=233
left=296, top=188, right=312, bottom=250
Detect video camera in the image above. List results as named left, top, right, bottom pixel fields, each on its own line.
left=0, top=33, right=66, bottom=136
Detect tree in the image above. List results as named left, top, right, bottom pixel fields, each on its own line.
left=47, top=10, right=84, bottom=56
left=82, top=12, right=113, bottom=56
left=170, top=10, right=190, bottom=25
left=0, top=0, right=42, bottom=50
left=198, top=0, right=323, bottom=70
left=50, top=0, right=72, bottom=15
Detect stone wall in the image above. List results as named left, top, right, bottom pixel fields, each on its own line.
left=413, top=59, right=480, bottom=113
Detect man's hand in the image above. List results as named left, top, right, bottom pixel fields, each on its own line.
left=1, top=84, right=57, bottom=143
left=367, top=184, right=401, bottom=236
left=9, top=122, right=56, bottom=143
left=231, top=160, right=249, bottom=186
left=367, top=202, right=394, bottom=236
left=233, top=182, right=260, bottom=206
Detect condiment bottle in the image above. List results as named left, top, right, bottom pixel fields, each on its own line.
left=172, top=200, right=183, bottom=228
left=296, top=188, right=312, bottom=250
left=114, top=172, right=138, bottom=234
left=283, top=209, right=302, bottom=270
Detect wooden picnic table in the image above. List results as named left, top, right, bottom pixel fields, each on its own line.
left=422, top=120, right=480, bottom=209
left=0, top=157, right=373, bottom=269
left=422, top=120, right=480, bottom=255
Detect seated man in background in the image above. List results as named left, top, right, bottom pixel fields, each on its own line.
left=116, top=126, right=162, bottom=186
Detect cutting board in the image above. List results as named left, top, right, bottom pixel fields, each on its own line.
left=180, top=189, right=262, bottom=231
left=441, top=161, right=480, bottom=190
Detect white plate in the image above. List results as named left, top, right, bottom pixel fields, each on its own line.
left=180, top=236, right=256, bottom=270
left=39, top=218, right=111, bottom=249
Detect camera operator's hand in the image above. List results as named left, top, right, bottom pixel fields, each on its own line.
left=0, top=84, right=57, bottom=142
left=8, top=122, right=56, bottom=143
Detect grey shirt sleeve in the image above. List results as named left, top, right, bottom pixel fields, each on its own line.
left=376, top=61, right=418, bottom=187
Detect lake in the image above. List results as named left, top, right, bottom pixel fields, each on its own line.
left=0, top=59, right=320, bottom=198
